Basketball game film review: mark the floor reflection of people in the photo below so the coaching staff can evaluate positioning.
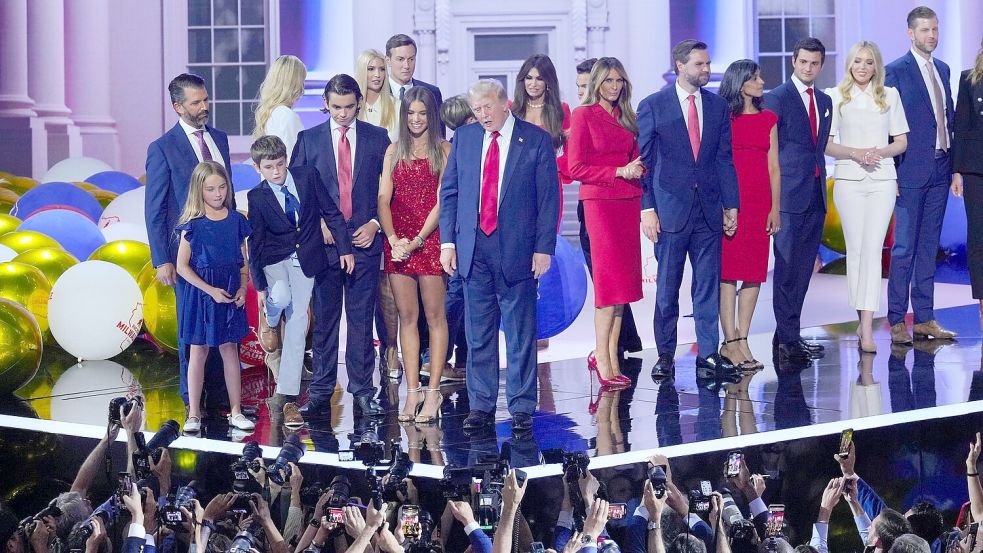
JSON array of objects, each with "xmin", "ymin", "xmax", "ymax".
[
  {"xmin": 722, "ymin": 373, "xmax": 759, "ymax": 438},
  {"xmin": 592, "ymin": 388, "xmax": 625, "ymax": 456},
  {"xmin": 696, "ymin": 384, "xmax": 722, "ymax": 441},
  {"xmin": 849, "ymin": 352, "xmax": 882, "ymax": 417},
  {"xmin": 774, "ymin": 360, "xmax": 812, "ymax": 429},
  {"xmin": 655, "ymin": 382, "xmax": 682, "ymax": 447},
  {"xmin": 403, "ymin": 424, "xmax": 445, "ymax": 466},
  {"xmin": 888, "ymin": 340, "xmax": 941, "ymax": 412}
]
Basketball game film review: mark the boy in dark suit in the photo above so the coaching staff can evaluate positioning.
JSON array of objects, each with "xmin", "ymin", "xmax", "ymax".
[{"xmin": 247, "ymin": 135, "xmax": 353, "ymax": 426}]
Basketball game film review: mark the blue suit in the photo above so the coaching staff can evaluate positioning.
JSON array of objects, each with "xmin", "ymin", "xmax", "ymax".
[
  {"xmin": 291, "ymin": 119, "xmax": 390, "ymax": 400},
  {"xmin": 638, "ymin": 86, "xmax": 739, "ymax": 359},
  {"xmin": 438, "ymin": 117, "xmax": 559, "ymax": 415},
  {"xmin": 886, "ymin": 51, "xmax": 954, "ymax": 327},
  {"xmin": 145, "ymin": 122, "xmax": 232, "ymax": 404},
  {"xmin": 761, "ymin": 80, "xmax": 833, "ymax": 344}
]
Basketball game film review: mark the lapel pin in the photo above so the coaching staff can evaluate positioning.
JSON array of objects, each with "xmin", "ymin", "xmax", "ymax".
[{"xmin": 518, "ymin": 136, "xmax": 524, "ymax": 143}]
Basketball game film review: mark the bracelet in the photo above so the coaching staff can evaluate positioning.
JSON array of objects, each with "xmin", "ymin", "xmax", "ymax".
[
  {"xmin": 414, "ymin": 235, "xmax": 425, "ymax": 247},
  {"xmin": 969, "ymin": 472, "xmax": 979, "ymax": 477}
]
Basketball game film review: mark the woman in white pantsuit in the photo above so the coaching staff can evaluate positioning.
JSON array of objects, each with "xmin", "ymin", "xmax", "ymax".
[{"xmin": 825, "ymin": 41, "xmax": 909, "ymax": 354}]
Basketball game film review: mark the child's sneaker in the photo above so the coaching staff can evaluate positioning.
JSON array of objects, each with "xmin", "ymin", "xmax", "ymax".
[{"xmin": 228, "ymin": 413, "xmax": 256, "ymax": 431}]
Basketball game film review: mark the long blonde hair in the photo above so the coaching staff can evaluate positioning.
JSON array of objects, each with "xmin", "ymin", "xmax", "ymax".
[
  {"xmin": 355, "ymin": 49, "xmax": 396, "ymax": 130},
  {"xmin": 178, "ymin": 161, "xmax": 233, "ymax": 225},
  {"xmin": 252, "ymin": 55, "xmax": 307, "ymax": 138},
  {"xmin": 970, "ymin": 37, "xmax": 983, "ymax": 85},
  {"xmin": 837, "ymin": 41, "xmax": 888, "ymax": 114},
  {"xmin": 581, "ymin": 57, "xmax": 638, "ymax": 135}
]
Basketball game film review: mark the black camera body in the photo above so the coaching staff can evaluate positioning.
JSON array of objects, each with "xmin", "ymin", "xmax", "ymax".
[
  {"xmin": 231, "ymin": 441, "xmax": 264, "ymax": 494},
  {"xmin": 108, "ymin": 396, "xmax": 142, "ymax": 425},
  {"xmin": 267, "ymin": 434, "xmax": 305, "ymax": 486},
  {"xmin": 229, "ymin": 521, "xmax": 265, "ymax": 553},
  {"xmin": 688, "ymin": 489, "xmax": 712, "ymax": 515},
  {"xmin": 440, "ymin": 466, "xmax": 473, "ymax": 500},
  {"xmin": 562, "ymin": 451, "xmax": 590, "ymax": 482},
  {"xmin": 132, "ymin": 420, "xmax": 179, "ymax": 481},
  {"xmin": 158, "ymin": 483, "xmax": 197, "ymax": 532},
  {"xmin": 647, "ymin": 465, "xmax": 668, "ymax": 499}
]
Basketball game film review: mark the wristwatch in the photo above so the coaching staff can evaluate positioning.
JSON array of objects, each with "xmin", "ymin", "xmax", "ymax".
[
  {"xmin": 647, "ymin": 521, "xmax": 661, "ymax": 531},
  {"xmin": 581, "ymin": 534, "xmax": 593, "ymax": 545}
]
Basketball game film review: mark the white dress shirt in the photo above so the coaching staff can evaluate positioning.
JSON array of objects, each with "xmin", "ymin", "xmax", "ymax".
[
  {"xmin": 179, "ymin": 118, "xmax": 224, "ymax": 167},
  {"xmin": 389, "ymin": 78, "xmax": 414, "ymax": 102},
  {"xmin": 675, "ymin": 81, "xmax": 704, "ymax": 137},
  {"xmin": 911, "ymin": 47, "xmax": 950, "ymax": 149},
  {"xmin": 265, "ymin": 105, "xmax": 304, "ymax": 163},
  {"xmin": 329, "ymin": 118, "xmax": 357, "ymax": 175},
  {"xmin": 826, "ymin": 84, "xmax": 909, "ymax": 180},
  {"xmin": 791, "ymin": 74, "xmax": 820, "ymax": 139}
]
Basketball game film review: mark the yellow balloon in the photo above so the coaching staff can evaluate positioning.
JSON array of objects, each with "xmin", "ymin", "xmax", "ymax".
[
  {"xmin": 1, "ymin": 176, "xmax": 38, "ymax": 195},
  {"xmin": 0, "ymin": 189, "xmax": 18, "ymax": 215},
  {"xmin": 0, "ymin": 262, "xmax": 51, "ymax": 334},
  {"xmin": 87, "ymin": 240, "xmax": 151, "ymax": 282},
  {"xmin": 0, "ymin": 298, "xmax": 42, "ymax": 395},
  {"xmin": 12, "ymin": 247, "xmax": 79, "ymax": 286},
  {"xmin": 0, "ymin": 214, "xmax": 20, "ymax": 236},
  {"xmin": 138, "ymin": 174, "xmax": 147, "ymax": 185},
  {"xmin": 72, "ymin": 181, "xmax": 100, "ymax": 191},
  {"xmin": 90, "ymin": 189, "xmax": 118, "ymax": 209},
  {"xmin": 138, "ymin": 262, "xmax": 178, "ymax": 354},
  {"xmin": 0, "ymin": 231, "xmax": 62, "ymax": 254},
  {"xmin": 821, "ymin": 178, "xmax": 846, "ymax": 254}
]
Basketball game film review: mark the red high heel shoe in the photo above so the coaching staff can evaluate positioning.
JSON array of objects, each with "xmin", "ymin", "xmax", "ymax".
[{"xmin": 588, "ymin": 352, "xmax": 631, "ymax": 388}]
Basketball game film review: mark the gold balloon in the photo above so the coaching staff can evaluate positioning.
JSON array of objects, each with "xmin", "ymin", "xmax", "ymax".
[
  {"xmin": 0, "ymin": 214, "xmax": 20, "ymax": 236},
  {"xmin": 0, "ymin": 299, "xmax": 42, "ymax": 395},
  {"xmin": 72, "ymin": 181, "xmax": 99, "ymax": 191},
  {"xmin": 821, "ymin": 178, "xmax": 846, "ymax": 254},
  {"xmin": 138, "ymin": 262, "xmax": 178, "ymax": 354},
  {"xmin": 12, "ymin": 247, "xmax": 79, "ymax": 286},
  {"xmin": 90, "ymin": 189, "xmax": 118, "ymax": 209},
  {"xmin": 0, "ymin": 231, "xmax": 61, "ymax": 254},
  {"xmin": 138, "ymin": 174, "xmax": 147, "ymax": 185},
  {"xmin": 87, "ymin": 240, "xmax": 151, "ymax": 282},
  {"xmin": 1, "ymin": 176, "xmax": 38, "ymax": 195},
  {"xmin": 0, "ymin": 189, "xmax": 18, "ymax": 215},
  {"xmin": 0, "ymin": 262, "xmax": 51, "ymax": 334}
]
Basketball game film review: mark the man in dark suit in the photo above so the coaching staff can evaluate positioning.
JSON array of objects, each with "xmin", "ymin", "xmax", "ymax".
[
  {"xmin": 246, "ymin": 135, "xmax": 353, "ymax": 425},
  {"xmin": 762, "ymin": 38, "xmax": 833, "ymax": 361},
  {"xmin": 291, "ymin": 74, "xmax": 390, "ymax": 418},
  {"xmin": 438, "ymin": 79, "xmax": 559, "ymax": 436},
  {"xmin": 386, "ymin": 34, "xmax": 444, "ymax": 135},
  {"xmin": 639, "ymin": 39, "xmax": 740, "ymax": 382},
  {"xmin": 886, "ymin": 5, "xmax": 958, "ymax": 344},
  {"xmin": 145, "ymin": 73, "xmax": 232, "ymax": 408}
]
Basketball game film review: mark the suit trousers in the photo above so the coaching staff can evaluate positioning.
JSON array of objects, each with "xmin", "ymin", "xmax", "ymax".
[
  {"xmin": 887, "ymin": 155, "xmax": 951, "ymax": 325},
  {"xmin": 654, "ymin": 202, "xmax": 721, "ymax": 359},
  {"xmin": 463, "ymin": 231, "xmax": 538, "ymax": 415},
  {"xmin": 772, "ymin": 184, "xmax": 825, "ymax": 343},
  {"xmin": 262, "ymin": 258, "xmax": 315, "ymax": 396},
  {"xmin": 833, "ymin": 176, "xmax": 897, "ymax": 311},
  {"xmin": 175, "ymin": 277, "xmax": 228, "ymax": 406},
  {"xmin": 310, "ymin": 246, "xmax": 380, "ymax": 401},
  {"xmin": 965, "ymin": 174, "xmax": 983, "ymax": 298}
]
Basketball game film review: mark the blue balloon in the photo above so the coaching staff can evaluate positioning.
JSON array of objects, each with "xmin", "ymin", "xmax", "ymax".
[
  {"xmin": 86, "ymin": 171, "xmax": 142, "ymax": 194},
  {"xmin": 535, "ymin": 236, "xmax": 588, "ymax": 339},
  {"xmin": 19, "ymin": 209, "xmax": 106, "ymax": 260},
  {"xmin": 939, "ymin": 191, "xmax": 967, "ymax": 256},
  {"xmin": 230, "ymin": 163, "xmax": 261, "ymax": 192},
  {"xmin": 11, "ymin": 181, "xmax": 103, "ymax": 223}
]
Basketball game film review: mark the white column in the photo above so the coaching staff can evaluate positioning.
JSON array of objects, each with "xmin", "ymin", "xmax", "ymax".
[
  {"xmin": 586, "ymin": 0, "xmax": 609, "ymax": 59},
  {"xmin": 627, "ymin": 0, "xmax": 670, "ymax": 95},
  {"xmin": 0, "ymin": 0, "xmax": 46, "ymax": 178},
  {"xmin": 414, "ymin": 0, "xmax": 437, "ymax": 83},
  {"xmin": 28, "ymin": 0, "xmax": 81, "ymax": 169},
  {"xmin": 713, "ymin": 1, "xmax": 753, "ymax": 68},
  {"xmin": 65, "ymin": 0, "xmax": 119, "ymax": 168}
]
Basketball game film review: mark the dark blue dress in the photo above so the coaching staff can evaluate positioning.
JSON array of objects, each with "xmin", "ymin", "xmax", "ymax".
[{"xmin": 177, "ymin": 211, "xmax": 251, "ymax": 346}]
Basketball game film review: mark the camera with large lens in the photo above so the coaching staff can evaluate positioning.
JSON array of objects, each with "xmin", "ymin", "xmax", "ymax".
[
  {"xmin": 401, "ymin": 508, "xmax": 439, "ymax": 553},
  {"xmin": 267, "ymin": 434, "xmax": 305, "ymax": 486},
  {"xmin": 132, "ymin": 420, "xmax": 180, "ymax": 481},
  {"xmin": 440, "ymin": 466, "xmax": 472, "ymax": 500},
  {"xmin": 381, "ymin": 451, "xmax": 413, "ymax": 502},
  {"xmin": 647, "ymin": 465, "xmax": 668, "ymax": 499},
  {"xmin": 231, "ymin": 441, "xmax": 264, "ymax": 494},
  {"xmin": 471, "ymin": 446, "xmax": 511, "ymax": 534},
  {"xmin": 728, "ymin": 518, "xmax": 757, "ymax": 546},
  {"xmin": 561, "ymin": 450, "xmax": 591, "ymax": 532},
  {"xmin": 688, "ymin": 489, "xmax": 712, "ymax": 516},
  {"xmin": 158, "ymin": 482, "xmax": 197, "ymax": 532},
  {"xmin": 345, "ymin": 430, "xmax": 386, "ymax": 466},
  {"xmin": 228, "ymin": 520, "xmax": 265, "ymax": 553},
  {"xmin": 66, "ymin": 497, "xmax": 118, "ymax": 553},
  {"xmin": 108, "ymin": 396, "xmax": 142, "ymax": 425}
]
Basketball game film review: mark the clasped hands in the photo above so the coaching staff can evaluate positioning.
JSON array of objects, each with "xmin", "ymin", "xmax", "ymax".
[
  {"xmin": 388, "ymin": 235, "xmax": 420, "ymax": 262},
  {"xmin": 853, "ymin": 147, "xmax": 884, "ymax": 169}
]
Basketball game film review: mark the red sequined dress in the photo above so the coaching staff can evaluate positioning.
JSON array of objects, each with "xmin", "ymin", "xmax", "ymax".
[{"xmin": 383, "ymin": 158, "xmax": 442, "ymax": 275}]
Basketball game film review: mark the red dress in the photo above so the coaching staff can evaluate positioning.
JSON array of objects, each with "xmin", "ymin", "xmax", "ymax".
[
  {"xmin": 383, "ymin": 158, "xmax": 442, "ymax": 275},
  {"xmin": 721, "ymin": 109, "xmax": 778, "ymax": 283}
]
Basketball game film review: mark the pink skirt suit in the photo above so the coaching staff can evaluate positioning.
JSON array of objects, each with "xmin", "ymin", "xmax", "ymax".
[{"xmin": 567, "ymin": 103, "xmax": 643, "ymax": 308}]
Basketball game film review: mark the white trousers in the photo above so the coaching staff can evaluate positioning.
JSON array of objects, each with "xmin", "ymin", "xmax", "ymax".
[
  {"xmin": 833, "ymin": 176, "xmax": 897, "ymax": 312},
  {"xmin": 263, "ymin": 258, "xmax": 314, "ymax": 396}
]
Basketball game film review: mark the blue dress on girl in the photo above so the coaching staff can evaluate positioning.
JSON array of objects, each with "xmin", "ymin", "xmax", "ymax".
[{"xmin": 177, "ymin": 210, "xmax": 251, "ymax": 346}]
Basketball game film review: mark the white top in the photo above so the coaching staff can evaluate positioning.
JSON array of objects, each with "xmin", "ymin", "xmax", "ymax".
[
  {"xmin": 826, "ymin": 84, "xmax": 909, "ymax": 181},
  {"xmin": 480, "ymin": 113, "xmax": 515, "ymax": 214},
  {"xmin": 791, "ymin": 74, "xmax": 820, "ymax": 139},
  {"xmin": 362, "ymin": 95, "xmax": 399, "ymax": 143},
  {"xmin": 674, "ymin": 81, "xmax": 704, "ymax": 136},
  {"xmin": 179, "ymin": 119, "xmax": 224, "ymax": 167},
  {"xmin": 264, "ymin": 105, "xmax": 304, "ymax": 163},
  {"xmin": 329, "ymin": 118, "xmax": 357, "ymax": 175},
  {"xmin": 910, "ymin": 47, "xmax": 950, "ymax": 149}
]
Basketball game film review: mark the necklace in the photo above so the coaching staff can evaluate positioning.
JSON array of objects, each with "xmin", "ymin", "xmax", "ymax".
[{"xmin": 527, "ymin": 101, "xmax": 544, "ymax": 108}]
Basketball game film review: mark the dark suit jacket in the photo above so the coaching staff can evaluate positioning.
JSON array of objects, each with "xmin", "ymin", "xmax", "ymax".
[
  {"xmin": 438, "ymin": 118, "xmax": 559, "ymax": 284},
  {"xmin": 638, "ymin": 86, "xmax": 740, "ymax": 232},
  {"xmin": 886, "ymin": 51, "xmax": 954, "ymax": 187},
  {"xmin": 412, "ymin": 78, "xmax": 444, "ymax": 135},
  {"xmin": 247, "ymin": 165, "xmax": 352, "ymax": 291},
  {"xmin": 761, "ymin": 80, "xmax": 833, "ymax": 213},
  {"xmin": 954, "ymin": 69, "xmax": 983, "ymax": 175},
  {"xmin": 145, "ymin": 122, "xmax": 232, "ymax": 267},
  {"xmin": 290, "ymin": 119, "xmax": 391, "ymax": 256}
]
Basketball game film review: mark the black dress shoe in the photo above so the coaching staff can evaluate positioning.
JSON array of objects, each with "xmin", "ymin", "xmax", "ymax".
[
  {"xmin": 354, "ymin": 396, "xmax": 385, "ymax": 417},
  {"xmin": 695, "ymin": 353, "xmax": 738, "ymax": 380},
  {"xmin": 651, "ymin": 354, "xmax": 676, "ymax": 381},
  {"xmin": 298, "ymin": 397, "xmax": 331, "ymax": 418},
  {"xmin": 511, "ymin": 412, "xmax": 533, "ymax": 436},
  {"xmin": 797, "ymin": 339, "xmax": 825, "ymax": 354},
  {"xmin": 776, "ymin": 341, "xmax": 810, "ymax": 360},
  {"xmin": 463, "ymin": 410, "xmax": 494, "ymax": 434}
]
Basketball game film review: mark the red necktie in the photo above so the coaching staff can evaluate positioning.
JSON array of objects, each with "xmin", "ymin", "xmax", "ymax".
[
  {"xmin": 337, "ymin": 126, "xmax": 353, "ymax": 220},
  {"xmin": 193, "ymin": 129, "xmax": 213, "ymax": 162},
  {"xmin": 687, "ymin": 95, "xmax": 700, "ymax": 161},
  {"xmin": 806, "ymin": 88, "xmax": 819, "ymax": 176},
  {"xmin": 479, "ymin": 131, "xmax": 501, "ymax": 235}
]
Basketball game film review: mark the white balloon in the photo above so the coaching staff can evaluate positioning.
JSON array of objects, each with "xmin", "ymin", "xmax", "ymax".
[
  {"xmin": 49, "ymin": 360, "xmax": 140, "ymax": 426},
  {"xmin": 234, "ymin": 190, "xmax": 249, "ymax": 215},
  {"xmin": 0, "ymin": 244, "xmax": 15, "ymax": 262},
  {"xmin": 98, "ymin": 187, "xmax": 146, "ymax": 228},
  {"xmin": 42, "ymin": 157, "xmax": 114, "ymax": 184},
  {"xmin": 100, "ymin": 222, "xmax": 149, "ymax": 244},
  {"xmin": 48, "ymin": 260, "xmax": 144, "ymax": 360}
]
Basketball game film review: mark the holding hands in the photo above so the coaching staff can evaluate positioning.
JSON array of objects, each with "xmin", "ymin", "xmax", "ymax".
[{"xmin": 618, "ymin": 157, "xmax": 645, "ymax": 180}]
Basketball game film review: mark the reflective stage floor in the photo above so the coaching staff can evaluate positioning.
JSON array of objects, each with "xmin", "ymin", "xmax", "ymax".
[{"xmin": 4, "ymin": 296, "xmax": 983, "ymax": 479}]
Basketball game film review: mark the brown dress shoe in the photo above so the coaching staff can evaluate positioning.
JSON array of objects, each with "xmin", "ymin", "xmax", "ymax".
[
  {"xmin": 282, "ymin": 402, "xmax": 305, "ymax": 429},
  {"xmin": 912, "ymin": 320, "xmax": 957, "ymax": 340},
  {"xmin": 890, "ymin": 322, "xmax": 913, "ymax": 345}
]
